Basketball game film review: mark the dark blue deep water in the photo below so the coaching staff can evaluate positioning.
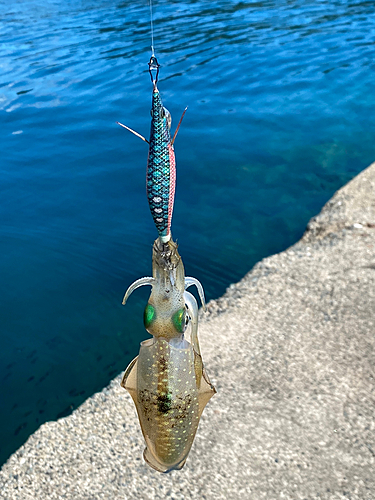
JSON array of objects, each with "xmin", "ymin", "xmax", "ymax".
[{"xmin": 1, "ymin": 0, "xmax": 375, "ymax": 465}]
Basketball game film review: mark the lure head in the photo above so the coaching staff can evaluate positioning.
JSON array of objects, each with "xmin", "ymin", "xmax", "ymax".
[
  {"xmin": 144, "ymin": 238, "xmax": 186, "ymax": 340},
  {"xmin": 150, "ymin": 85, "xmax": 173, "ymax": 143},
  {"xmin": 151, "ymin": 89, "xmax": 172, "ymax": 131},
  {"xmin": 151, "ymin": 84, "xmax": 172, "ymax": 130}
]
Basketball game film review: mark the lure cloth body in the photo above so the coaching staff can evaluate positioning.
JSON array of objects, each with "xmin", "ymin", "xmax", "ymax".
[
  {"xmin": 122, "ymin": 238, "xmax": 216, "ymax": 473},
  {"xmin": 147, "ymin": 85, "xmax": 176, "ymax": 243}
]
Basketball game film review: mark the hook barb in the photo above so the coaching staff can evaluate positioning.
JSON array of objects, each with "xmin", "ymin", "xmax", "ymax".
[
  {"xmin": 117, "ymin": 122, "xmax": 149, "ymax": 144},
  {"xmin": 171, "ymin": 107, "xmax": 188, "ymax": 145}
]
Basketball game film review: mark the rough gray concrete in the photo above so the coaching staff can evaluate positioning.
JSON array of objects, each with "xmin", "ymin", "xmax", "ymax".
[{"xmin": 1, "ymin": 163, "xmax": 375, "ymax": 500}]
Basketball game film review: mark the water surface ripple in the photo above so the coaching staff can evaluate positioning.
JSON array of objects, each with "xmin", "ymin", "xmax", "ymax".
[{"xmin": 1, "ymin": 0, "xmax": 375, "ymax": 464}]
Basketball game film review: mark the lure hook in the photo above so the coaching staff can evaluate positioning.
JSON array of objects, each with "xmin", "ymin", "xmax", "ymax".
[{"xmin": 148, "ymin": 55, "xmax": 160, "ymax": 85}]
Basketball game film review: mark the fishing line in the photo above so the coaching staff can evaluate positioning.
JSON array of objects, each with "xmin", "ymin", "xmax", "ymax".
[{"xmin": 149, "ymin": 0, "xmax": 155, "ymax": 57}]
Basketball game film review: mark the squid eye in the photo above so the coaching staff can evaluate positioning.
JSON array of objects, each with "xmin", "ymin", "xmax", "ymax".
[
  {"xmin": 144, "ymin": 304, "xmax": 156, "ymax": 329},
  {"xmin": 172, "ymin": 308, "xmax": 186, "ymax": 333}
]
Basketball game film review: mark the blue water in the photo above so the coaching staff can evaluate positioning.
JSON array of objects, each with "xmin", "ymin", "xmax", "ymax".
[{"xmin": 1, "ymin": 0, "xmax": 375, "ymax": 465}]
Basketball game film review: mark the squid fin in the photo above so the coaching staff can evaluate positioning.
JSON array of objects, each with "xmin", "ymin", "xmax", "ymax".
[
  {"xmin": 197, "ymin": 362, "xmax": 216, "ymax": 417},
  {"xmin": 120, "ymin": 355, "xmax": 138, "ymax": 401},
  {"xmin": 185, "ymin": 290, "xmax": 216, "ymax": 405}
]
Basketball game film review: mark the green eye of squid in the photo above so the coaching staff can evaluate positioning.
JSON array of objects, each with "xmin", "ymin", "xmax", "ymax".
[
  {"xmin": 144, "ymin": 304, "xmax": 156, "ymax": 328},
  {"xmin": 172, "ymin": 308, "xmax": 186, "ymax": 333}
]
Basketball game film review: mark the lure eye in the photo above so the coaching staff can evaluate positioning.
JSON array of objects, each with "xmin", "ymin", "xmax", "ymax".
[
  {"xmin": 150, "ymin": 109, "xmax": 153, "ymax": 117},
  {"xmin": 163, "ymin": 107, "xmax": 172, "ymax": 130}
]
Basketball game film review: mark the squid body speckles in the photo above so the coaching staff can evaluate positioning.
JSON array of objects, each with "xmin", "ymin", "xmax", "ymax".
[{"xmin": 121, "ymin": 238, "xmax": 216, "ymax": 473}]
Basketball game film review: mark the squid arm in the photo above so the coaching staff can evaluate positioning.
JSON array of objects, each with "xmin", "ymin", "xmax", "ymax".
[
  {"xmin": 122, "ymin": 277, "xmax": 155, "ymax": 305},
  {"xmin": 184, "ymin": 277, "xmax": 206, "ymax": 311},
  {"xmin": 183, "ymin": 291, "xmax": 200, "ymax": 357}
]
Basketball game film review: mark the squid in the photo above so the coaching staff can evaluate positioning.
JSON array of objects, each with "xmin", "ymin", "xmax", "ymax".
[{"xmin": 121, "ymin": 237, "xmax": 215, "ymax": 473}]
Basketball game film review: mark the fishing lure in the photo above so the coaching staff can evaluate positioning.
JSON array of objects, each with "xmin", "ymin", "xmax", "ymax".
[
  {"xmin": 121, "ymin": 237, "xmax": 216, "ymax": 473},
  {"xmin": 117, "ymin": 56, "xmax": 186, "ymax": 242}
]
